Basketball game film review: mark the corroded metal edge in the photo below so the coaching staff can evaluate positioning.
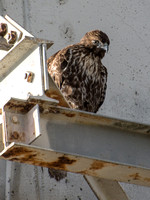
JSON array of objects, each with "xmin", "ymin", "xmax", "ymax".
[
  {"xmin": 45, "ymin": 75, "xmax": 70, "ymax": 108},
  {"xmin": 3, "ymin": 97, "xmax": 150, "ymax": 135},
  {"xmin": 1, "ymin": 142, "xmax": 150, "ymax": 187}
]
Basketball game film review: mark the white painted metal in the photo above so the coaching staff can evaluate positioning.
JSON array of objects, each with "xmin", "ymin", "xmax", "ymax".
[
  {"xmin": 0, "ymin": 15, "xmax": 32, "ymax": 62},
  {"xmin": 42, "ymin": 43, "xmax": 49, "ymax": 91},
  {"xmin": 85, "ymin": 176, "xmax": 129, "ymax": 200},
  {"xmin": 1, "ymin": 142, "xmax": 150, "ymax": 187},
  {"xmin": 2, "ymin": 98, "xmax": 150, "ymax": 187},
  {"xmin": 0, "ymin": 45, "xmax": 43, "ymax": 108},
  {"xmin": 0, "ymin": 18, "xmax": 53, "ymax": 111},
  {"xmin": 3, "ymin": 104, "xmax": 41, "ymax": 145}
]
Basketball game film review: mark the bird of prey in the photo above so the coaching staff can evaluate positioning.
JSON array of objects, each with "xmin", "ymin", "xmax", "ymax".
[{"xmin": 47, "ymin": 30, "xmax": 110, "ymax": 113}]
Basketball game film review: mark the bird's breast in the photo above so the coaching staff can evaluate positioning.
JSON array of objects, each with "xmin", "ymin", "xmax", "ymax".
[{"xmin": 81, "ymin": 53, "xmax": 101, "ymax": 80}]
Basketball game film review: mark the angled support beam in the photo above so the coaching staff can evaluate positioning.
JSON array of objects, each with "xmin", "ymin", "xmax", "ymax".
[{"xmin": 85, "ymin": 176, "xmax": 129, "ymax": 200}]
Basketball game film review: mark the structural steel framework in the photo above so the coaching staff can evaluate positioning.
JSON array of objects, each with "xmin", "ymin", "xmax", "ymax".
[{"xmin": 0, "ymin": 16, "xmax": 150, "ymax": 200}]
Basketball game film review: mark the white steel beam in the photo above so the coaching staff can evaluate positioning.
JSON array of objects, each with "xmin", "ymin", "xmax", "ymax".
[
  {"xmin": 1, "ymin": 97, "xmax": 150, "ymax": 186},
  {"xmin": 1, "ymin": 142, "xmax": 150, "ymax": 187},
  {"xmin": 85, "ymin": 176, "xmax": 129, "ymax": 200}
]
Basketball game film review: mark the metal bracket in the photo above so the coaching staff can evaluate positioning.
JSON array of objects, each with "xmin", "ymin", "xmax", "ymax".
[{"xmin": 3, "ymin": 104, "xmax": 40, "ymax": 145}]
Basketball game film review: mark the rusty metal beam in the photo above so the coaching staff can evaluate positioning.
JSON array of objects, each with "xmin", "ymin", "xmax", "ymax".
[
  {"xmin": 1, "ymin": 97, "xmax": 150, "ymax": 186},
  {"xmin": 3, "ymin": 97, "xmax": 150, "ymax": 135},
  {"xmin": 1, "ymin": 142, "xmax": 150, "ymax": 187}
]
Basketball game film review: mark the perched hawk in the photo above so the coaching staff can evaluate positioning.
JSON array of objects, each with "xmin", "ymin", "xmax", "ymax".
[{"xmin": 47, "ymin": 30, "xmax": 110, "ymax": 113}]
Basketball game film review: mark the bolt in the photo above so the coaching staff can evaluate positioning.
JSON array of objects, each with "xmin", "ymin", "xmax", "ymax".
[
  {"xmin": 12, "ymin": 116, "xmax": 18, "ymax": 124},
  {"xmin": 24, "ymin": 71, "xmax": 34, "ymax": 83},
  {"xmin": 0, "ymin": 23, "xmax": 7, "ymax": 36},
  {"xmin": 7, "ymin": 31, "xmax": 17, "ymax": 44}
]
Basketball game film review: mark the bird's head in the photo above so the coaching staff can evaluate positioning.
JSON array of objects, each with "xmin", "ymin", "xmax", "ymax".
[{"xmin": 80, "ymin": 30, "xmax": 110, "ymax": 58}]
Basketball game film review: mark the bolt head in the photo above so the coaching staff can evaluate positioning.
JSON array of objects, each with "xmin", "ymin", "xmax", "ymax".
[{"xmin": 12, "ymin": 116, "xmax": 18, "ymax": 124}]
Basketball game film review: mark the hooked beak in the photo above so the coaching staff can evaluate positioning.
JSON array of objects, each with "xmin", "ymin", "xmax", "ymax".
[{"xmin": 101, "ymin": 44, "xmax": 109, "ymax": 52}]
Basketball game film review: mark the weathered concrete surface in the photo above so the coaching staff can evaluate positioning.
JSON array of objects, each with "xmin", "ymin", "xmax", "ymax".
[{"xmin": 0, "ymin": 0, "xmax": 150, "ymax": 199}]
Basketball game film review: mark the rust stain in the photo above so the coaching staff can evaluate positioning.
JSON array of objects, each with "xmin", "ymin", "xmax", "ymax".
[
  {"xmin": 8, "ymin": 31, "xmax": 17, "ymax": 44},
  {"xmin": 10, "ymin": 131, "xmax": 21, "ymax": 139},
  {"xmin": 48, "ymin": 107, "xmax": 60, "ymax": 114},
  {"xmin": 9, "ymin": 157, "xmax": 20, "ymax": 162},
  {"xmin": 3, "ymin": 147, "xmax": 35, "ymax": 158},
  {"xmin": 77, "ymin": 160, "xmax": 118, "ymax": 176},
  {"xmin": 24, "ymin": 71, "xmax": 34, "ymax": 83},
  {"xmin": 144, "ymin": 177, "xmax": 150, "ymax": 182},
  {"xmin": 2, "ymin": 147, "xmax": 76, "ymax": 171},
  {"xmin": 47, "ymin": 156, "xmax": 76, "ymax": 170},
  {"xmin": 64, "ymin": 113, "xmax": 75, "ymax": 118},
  {"xmin": 39, "ymin": 106, "xmax": 44, "ymax": 113},
  {"xmin": 46, "ymin": 90, "xmax": 69, "ymax": 108},
  {"xmin": 114, "ymin": 121, "xmax": 150, "ymax": 134},
  {"xmin": 8, "ymin": 131, "xmax": 25, "ymax": 142},
  {"xmin": 0, "ymin": 23, "xmax": 7, "ymax": 36},
  {"xmin": 77, "ymin": 169, "xmax": 101, "ymax": 177},
  {"xmin": 129, "ymin": 173, "xmax": 140, "ymax": 180},
  {"xmin": 78, "ymin": 170, "xmax": 89, "ymax": 175},
  {"xmin": 6, "ymin": 102, "xmax": 34, "ymax": 113},
  {"xmin": 21, "ymin": 154, "xmax": 37, "ymax": 162},
  {"xmin": 89, "ymin": 160, "xmax": 118, "ymax": 171},
  {"xmin": 46, "ymin": 90, "xmax": 59, "ymax": 99},
  {"xmin": 90, "ymin": 161, "xmax": 105, "ymax": 170},
  {"xmin": 4, "ymin": 147, "xmax": 37, "ymax": 163},
  {"xmin": 77, "ymin": 112, "xmax": 114, "ymax": 126}
]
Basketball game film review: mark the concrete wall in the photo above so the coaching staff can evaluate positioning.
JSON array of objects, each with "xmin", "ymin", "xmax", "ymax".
[{"xmin": 0, "ymin": 0, "xmax": 150, "ymax": 199}]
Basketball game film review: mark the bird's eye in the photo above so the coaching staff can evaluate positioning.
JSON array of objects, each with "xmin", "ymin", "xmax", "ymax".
[{"xmin": 93, "ymin": 40, "xmax": 100, "ymax": 45}]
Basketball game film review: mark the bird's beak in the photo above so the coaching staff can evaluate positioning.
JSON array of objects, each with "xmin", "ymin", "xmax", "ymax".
[{"xmin": 101, "ymin": 44, "xmax": 109, "ymax": 52}]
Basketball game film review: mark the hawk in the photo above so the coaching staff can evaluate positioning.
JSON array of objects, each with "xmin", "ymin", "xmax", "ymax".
[{"xmin": 47, "ymin": 30, "xmax": 110, "ymax": 113}]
